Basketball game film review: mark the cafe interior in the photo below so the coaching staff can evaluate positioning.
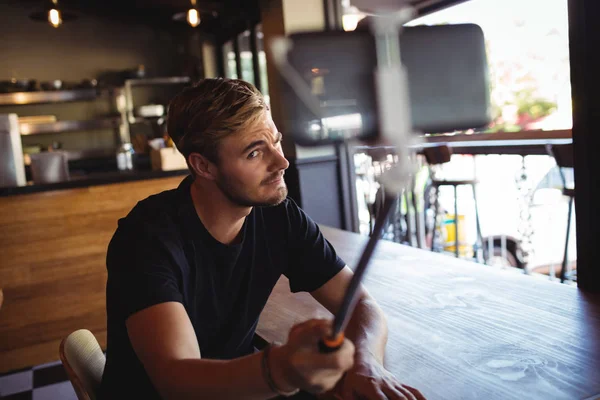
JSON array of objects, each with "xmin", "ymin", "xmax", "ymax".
[{"xmin": 0, "ymin": 0, "xmax": 599, "ymax": 399}]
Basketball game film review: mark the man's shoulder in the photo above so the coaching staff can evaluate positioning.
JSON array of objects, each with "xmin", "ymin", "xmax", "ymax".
[
  {"xmin": 115, "ymin": 183, "xmax": 186, "ymax": 240},
  {"xmin": 130, "ymin": 188, "xmax": 179, "ymax": 221}
]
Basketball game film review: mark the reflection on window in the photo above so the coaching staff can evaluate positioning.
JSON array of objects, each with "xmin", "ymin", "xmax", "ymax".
[
  {"xmin": 256, "ymin": 24, "xmax": 270, "ymax": 105},
  {"xmin": 406, "ymin": 0, "xmax": 571, "ymax": 132},
  {"xmin": 238, "ymin": 30, "xmax": 255, "ymax": 86},
  {"xmin": 223, "ymin": 40, "xmax": 238, "ymax": 79}
]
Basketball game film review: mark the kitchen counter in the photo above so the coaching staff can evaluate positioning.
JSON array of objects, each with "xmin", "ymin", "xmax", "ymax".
[
  {"xmin": 0, "ymin": 173, "xmax": 186, "ymax": 372},
  {"xmin": 0, "ymin": 168, "xmax": 189, "ymax": 197}
]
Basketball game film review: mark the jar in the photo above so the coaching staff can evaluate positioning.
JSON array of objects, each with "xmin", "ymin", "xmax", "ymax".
[{"xmin": 116, "ymin": 143, "xmax": 134, "ymax": 171}]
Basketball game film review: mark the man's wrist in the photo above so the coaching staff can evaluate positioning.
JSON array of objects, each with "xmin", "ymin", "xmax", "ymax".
[
  {"xmin": 354, "ymin": 348, "xmax": 384, "ymax": 366},
  {"xmin": 267, "ymin": 344, "xmax": 299, "ymax": 394}
]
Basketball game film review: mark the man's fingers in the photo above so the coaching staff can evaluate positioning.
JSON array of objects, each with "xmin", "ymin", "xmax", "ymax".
[
  {"xmin": 289, "ymin": 319, "xmax": 331, "ymax": 347},
  {"xmin": 365, "ymin": 385, "xmax": 391, "ymax": 400},
  {"xmin": 292, "ymin": 337, "xmax": 354, "ymax": 371},
  {"xmin": 400, "ymin": 384, "xmax": 426, "ymax": 400},
  {"xmin": 380, "ymin": 382, "xmax": 411, "ymax": 400}
]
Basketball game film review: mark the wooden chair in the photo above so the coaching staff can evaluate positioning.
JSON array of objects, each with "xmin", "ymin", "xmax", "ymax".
[
  {"xmin": 423, "ymin": 145, "xmax": 486, "ymax": 260},
  {"xmin": 547, "ymin": 143, "xmax": 575, "ymax": 283},
  {"xmin": 59, "ymin": 329, "xmax": 106, "ymax": 400}
]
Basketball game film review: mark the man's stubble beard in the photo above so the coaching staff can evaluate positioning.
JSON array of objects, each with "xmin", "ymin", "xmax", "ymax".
[{"xmin": 215, "ymin": 175, "xmax": 288, "ymax": 207}]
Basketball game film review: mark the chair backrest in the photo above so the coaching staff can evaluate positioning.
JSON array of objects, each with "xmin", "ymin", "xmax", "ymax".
[
  {"xmin": 59, "ymin": 329, "xmax": 106, "ymax": 400},
  {"xmin": 549, "ymin": 144, "xmax": 574, "ymax": 168},
  {"xmin": 423, "ymin": 145, "xmax": 452, "ymax": 165},
  {"xmin": 547, "ymin": 144, "xmax": 574, "ymax": 188}
]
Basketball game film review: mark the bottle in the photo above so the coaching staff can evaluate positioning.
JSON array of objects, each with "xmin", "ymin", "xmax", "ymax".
[{"xmin": 116, "ymin": 143, "xmax": 134, "ymax": 171}]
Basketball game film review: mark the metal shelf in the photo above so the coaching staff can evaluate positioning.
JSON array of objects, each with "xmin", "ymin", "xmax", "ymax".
[
  {"xmin": 0, "ymin": 89, "xmax": 99, "ymax": 106},
  {"xmin": 125, "ymin": 76, "xmax": 191, "ymax": 87},
  {"xmin": 20, "ymin": 117, "xmax": 121, "ymax": 135}
]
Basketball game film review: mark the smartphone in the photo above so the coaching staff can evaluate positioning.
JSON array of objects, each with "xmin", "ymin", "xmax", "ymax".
[{"xmin": 279, "ymin": 24, "xmax": 491, "ymax": 146}]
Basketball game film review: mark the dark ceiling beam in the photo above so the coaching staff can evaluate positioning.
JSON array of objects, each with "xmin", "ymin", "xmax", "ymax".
[{"xmin": 214, "ymin": 0, "xmax": 261, "ymax": 44}]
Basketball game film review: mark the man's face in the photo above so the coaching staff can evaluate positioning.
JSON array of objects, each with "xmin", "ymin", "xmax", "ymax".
[{"xmin": 213, "ymin": 112, "xmax": 290, "ymax": 207}]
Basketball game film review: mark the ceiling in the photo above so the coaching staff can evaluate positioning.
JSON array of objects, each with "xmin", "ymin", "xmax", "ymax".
[
  {"xmin": 6, "ymin": 0, "xmax": 463, "ymax": 38},
  {"xmin": 8, "ymin": 0, "xmax": 261, "ymax": 35}
]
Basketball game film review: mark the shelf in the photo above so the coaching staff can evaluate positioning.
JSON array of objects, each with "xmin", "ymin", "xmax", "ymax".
[
  {"xmin": 0, "ymin": 78, "xmax": 191, "ymax": 106},
  {"xmin": 125, "ymin": 77, "xmax": 191, "ymax": 87},
  {"xmin": 0, "ymin": 89, "xmax": 99, "ymax": 106},
  {"xmin": 20, "ymin": 117, "xmax": 121, "ymax": 135}
]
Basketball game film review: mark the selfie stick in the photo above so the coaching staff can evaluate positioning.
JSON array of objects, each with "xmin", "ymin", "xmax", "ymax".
[
  {"xmin": 318, "ymin": 192, "xmax": 397, "ymax": 352},
  {"xmin": 319, "ymin": 8, "xmax": 420, "ymax": 353},
  {"xmin": 272, "ymin": 7, "xmax": 419, "ymax": 353}
]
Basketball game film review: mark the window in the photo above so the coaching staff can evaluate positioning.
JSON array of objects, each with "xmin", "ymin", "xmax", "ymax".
[
  {"xmin": 237, "ymin": 30, "xmax": 255, "ymax": 85},
  {"xmin": 406, "ymin": 0, "xmax": 571, "ymax": 132},
  {"xmin": 223, "ymin": 40, "xmax": 238, "ymax": 79},
  {"xmin": 256, "ymin": 24, "xmax": 270, "ymax": 105}
]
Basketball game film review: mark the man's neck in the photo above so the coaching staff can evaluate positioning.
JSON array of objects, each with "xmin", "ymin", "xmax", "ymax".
[{"xmin": 189, "ymin": 178, "xmax": 252, "ymax": 245}]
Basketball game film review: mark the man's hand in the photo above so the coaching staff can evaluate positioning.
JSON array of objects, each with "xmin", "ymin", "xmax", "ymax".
[
  {"xmin": 270, "ymin": 319, "xmax": 356, "ymax": 394},
  {"xmin": 323, "ymin": 354, "xmax": 426, "ymax": 400}
]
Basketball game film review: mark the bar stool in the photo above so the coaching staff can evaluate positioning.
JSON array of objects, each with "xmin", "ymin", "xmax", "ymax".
[
  {"xmin": 423, "ymin": 145, "xmax": 486, "ymax": 260},
  {"xmin": 547, "ymin": 144, "xmax": 575, "ymax": 283}
]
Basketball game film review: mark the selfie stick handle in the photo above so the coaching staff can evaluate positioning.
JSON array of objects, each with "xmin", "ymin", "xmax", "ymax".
[{"xmin": 319, "ymin": 193, "xmax": 397, "ymax": 353}]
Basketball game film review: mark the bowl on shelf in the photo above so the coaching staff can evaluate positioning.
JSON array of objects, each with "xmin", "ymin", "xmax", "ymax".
[{"xmin": 29, "ymin": 151, "xmax": 70, "ymax": 184}]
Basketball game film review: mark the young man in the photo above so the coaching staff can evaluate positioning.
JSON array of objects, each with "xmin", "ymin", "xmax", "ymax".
[{"xmin": 99, "ymin": 78, "xmax": 424, "ymax": 400}]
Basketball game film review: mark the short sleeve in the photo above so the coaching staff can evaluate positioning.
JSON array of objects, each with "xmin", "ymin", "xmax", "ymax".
[
  {"xmin": 106, "ymin": 218, "xmax": 184, "ymax": 321},
  {"xmin": 283, "ymin": 199, "xmax": 346, "ymax": 293}
]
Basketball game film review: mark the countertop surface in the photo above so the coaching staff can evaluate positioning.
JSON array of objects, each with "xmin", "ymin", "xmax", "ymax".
[{"xmin": 0, "ymin": 168, "xmax": 189, "ymax": 197}]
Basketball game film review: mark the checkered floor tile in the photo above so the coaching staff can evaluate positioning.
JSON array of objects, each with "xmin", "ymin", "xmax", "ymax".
[{"xmin": 0, "ymin": 360, "xmax": 76, "ymax": 400}]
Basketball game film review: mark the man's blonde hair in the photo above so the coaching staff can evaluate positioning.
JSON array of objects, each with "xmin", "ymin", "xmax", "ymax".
[{"xmin": 167, "ymin": 78, "xmax": 268, "ymax": 165}]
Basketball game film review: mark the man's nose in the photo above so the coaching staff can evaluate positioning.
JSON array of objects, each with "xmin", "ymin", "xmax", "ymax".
[{"xmin": 271, "ymin": 148, "xmax": 290, "ymax": 171}]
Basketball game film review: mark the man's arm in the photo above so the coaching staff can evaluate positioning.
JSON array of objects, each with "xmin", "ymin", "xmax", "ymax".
[
  {"xmin": 311, "ymin": 266, "xmax": 425, "ymax": 400},
  {"xmin": 126, "ymin": 301, "xmax": 355, "ymax": 400}
]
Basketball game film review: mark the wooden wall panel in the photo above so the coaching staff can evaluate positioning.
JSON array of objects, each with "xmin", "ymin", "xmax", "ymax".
[{"xmin": 0, "ymin": 175, "xmax": 186, "ymax": 373}]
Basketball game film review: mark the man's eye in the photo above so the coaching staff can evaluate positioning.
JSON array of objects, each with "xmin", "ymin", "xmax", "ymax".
[{"xmin": 248, "ymin": 150, "xmax": 259, "ymax": 159}]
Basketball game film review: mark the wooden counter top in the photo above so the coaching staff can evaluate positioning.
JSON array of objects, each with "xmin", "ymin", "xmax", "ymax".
[{"xmin": 0, "ymin": 168, "xmax": 189, "ymax": 197}]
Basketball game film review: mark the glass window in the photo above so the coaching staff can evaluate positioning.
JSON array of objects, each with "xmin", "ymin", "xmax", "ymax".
[
  {"xmin": 256, "ymin": 24, "xmax": 270, "ymax": 105},
  {"xmin": 406, "ymin": 0, "xmax": 571, "ymax": 133},
  {"xmin": 223, "ymin": 40, "xmax": 238, "ymax": 79},
  {"xmin": 237, "ymin": 30, "xmax": 255, "ymax": 85}
]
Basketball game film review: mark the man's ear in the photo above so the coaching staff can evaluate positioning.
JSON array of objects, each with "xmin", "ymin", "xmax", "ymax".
[{"xmin": 188, "ymin": 152, "xmax": 218, "ymax": 181}]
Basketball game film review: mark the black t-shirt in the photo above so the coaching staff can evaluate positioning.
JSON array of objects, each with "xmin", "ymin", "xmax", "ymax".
[{"xmin": 99, "ymin": 176, "xmax": 346, "ymax": 399}]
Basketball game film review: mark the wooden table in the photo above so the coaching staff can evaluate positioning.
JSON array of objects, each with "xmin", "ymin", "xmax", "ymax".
[{"xmin": 256, "ymin": 226, "xmax": 600, "ymax": 400}]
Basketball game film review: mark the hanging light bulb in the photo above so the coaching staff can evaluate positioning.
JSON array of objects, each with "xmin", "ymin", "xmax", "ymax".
[
  {"xmin": 187, "ymin": 0, "xmax": 201, "ymax": 27},
  {"xmin": 48, "ymin": 2, "xmax": 62, "ymax": 28},
  {"xmin": 29, "ymin": 0, "xmax": 75, "ymax": 27}
]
